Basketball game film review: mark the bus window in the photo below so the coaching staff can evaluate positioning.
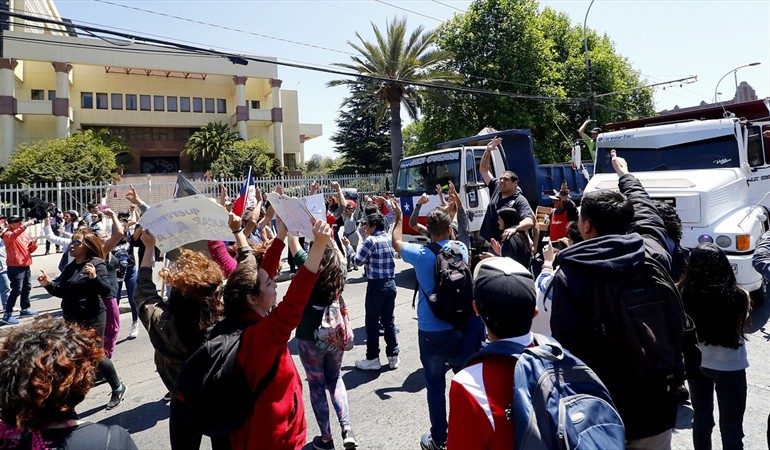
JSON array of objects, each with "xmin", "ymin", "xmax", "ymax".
[{"xmin": 748, "ymin": 125, "xmax": 764, "ymax": 167}]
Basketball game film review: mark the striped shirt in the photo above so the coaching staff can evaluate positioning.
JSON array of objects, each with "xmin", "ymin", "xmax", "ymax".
[{"xmin": 353, "ymin": 231, "xmax": 395, "ymax": 280}]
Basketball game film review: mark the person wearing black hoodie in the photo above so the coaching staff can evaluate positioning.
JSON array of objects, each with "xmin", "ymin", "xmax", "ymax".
[{"xmin": 549, "ymin": 150, "xmax": 679, "ymax": 449}]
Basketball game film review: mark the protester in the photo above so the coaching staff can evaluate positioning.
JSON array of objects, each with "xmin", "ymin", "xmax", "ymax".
[
  {"xmin": 135, "ymin": 230, "xmax": 229, "ymax": 450},
  {"xmin": 1, "ymin": 215, "xmax": 38, "ymax": 325},
  {"xmin": 288, "ymin": 232, "xmax": 358, "ymax": 449},
  {"xmin": 37, "ymin": 231, "xmax": 127, "ymax": 410},
  {"xmin": 92, "ymin": 208, "xmax": 126, "ymax": 359},
  {"xmin": 547, "ymin": 187, "xmax": 578, "ymax": 250},
  {"xmin": 350, "ymin": 212, "xmax": 399, "ymax": 372},
  {"xmin": 46, "ymin": 204, "xmax": 63, "ymax": 254},
  {"xmin": 447, "ymin": 257, "xmax": 538, "ymax": 449},
  {"xmin": 392, "ymin": 201, "xmax": 484, "ymax": 450},
  {"xmin": 578, "ymin": 118, "xmax": 602, "ymax": 160},
  {"xmin": 681, "ymin": 243, "xmax": 749, "ymax": 450},
  {"xmin": 341, "ymin": 199, "xmax": 360, "ymax": 270},
  {"xmin": 478, "ymin": 136, "xmax": 533, "ymax": 245},
  {"xmin": 482, "ymin": 206, "xmax": 531, "ymax": 269},
  {"xmin": 0, "ymin": 317, "xmax": 137, "ymax": 449},
  {"xmin": 549, "ymin": 150, "xmax": 681, "ymax": 448},
  {"xmin": 0, "ymin": 217, "xmax": 10, "ymax": 314},
  {"xmin": 223, "ymin": 215, "xmax": 331, "ymax": 449}
]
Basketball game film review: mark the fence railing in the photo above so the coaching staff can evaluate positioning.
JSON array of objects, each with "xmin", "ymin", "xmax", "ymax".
[{"xmin": 0, "ymin": 173, "xmax": 391, "ymax": 239}]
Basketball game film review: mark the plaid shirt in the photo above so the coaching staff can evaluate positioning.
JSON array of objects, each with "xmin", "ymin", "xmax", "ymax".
[{"xmin": 353, "ymin": 230, "xmax": 395, "ymax": 280}]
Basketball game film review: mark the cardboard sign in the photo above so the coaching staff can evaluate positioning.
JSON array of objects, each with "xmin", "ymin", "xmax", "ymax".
[
  {"xmin": 139, "ymin": 195, "xmax": 233, "ymax": 253},
  {"xmin": 267, "ymin": 193, "xmax": 317, "ymax": 238}
]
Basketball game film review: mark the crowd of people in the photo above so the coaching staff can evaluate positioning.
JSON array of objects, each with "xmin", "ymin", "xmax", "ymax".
[{"xmin": 0, "ymin": 143, "xmax": 763, "ymax": 450}]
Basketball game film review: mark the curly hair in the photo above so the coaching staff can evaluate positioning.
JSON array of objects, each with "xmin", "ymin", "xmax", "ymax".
[
  {"xmin": 226, "ymin": 240, "xmax": 270, "ymax": 267},
  {"xmin": 160, "ymin": 250, "xmax": 224, "ymax": 347},
  {"xmin": 679, "ymin": 243, "xmax": 749, "ymax": 348},
  {"xmin": 312, "ymin": 244, "xmax": 345, "ymax": 305},
  {"xmin": 654, "ymin": 201, "xmax": 683, "ymax": 242},
  {"xmin": 0, "ymin": 317, "xmax": 104, "ymax": 431}
]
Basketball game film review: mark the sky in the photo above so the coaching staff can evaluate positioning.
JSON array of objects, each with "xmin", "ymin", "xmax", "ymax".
[{"xmin": 49, "ymin": 0, "xmax": 770, "ymax": 160}]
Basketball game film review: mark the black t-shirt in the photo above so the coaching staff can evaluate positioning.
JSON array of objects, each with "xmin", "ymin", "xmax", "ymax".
[
  {"xmin": 3, "ymin": 422, "xmax": 137, "ymax": 450},
  {"xmin": 480, "ymin": 178, "xmax": 533, "ymax": 243}
]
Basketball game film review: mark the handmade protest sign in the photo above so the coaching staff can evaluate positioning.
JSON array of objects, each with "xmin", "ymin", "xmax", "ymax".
[
  {"xmin": 267, "ymin": 192, "xmax": 317, "ymax": 238},
  {"xmin": 303, "ymin": 193, "xmax": 327, "ymax": 222},
  {"xmin": 139, "ymin": 195, "xmax": 232, "ymax": 253}
]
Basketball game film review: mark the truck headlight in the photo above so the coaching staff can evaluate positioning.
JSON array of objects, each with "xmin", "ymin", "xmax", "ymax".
[
  {"xmin": 715, "ymin": 235, "xmax": 732, "ymax": 248},
  {"xmin": 736, "ymin": 235, "xmax": 751, "ymax": 251},
  {"xmin": 698, "ymin": 234, "xmax": 714, "ymax": 244}
]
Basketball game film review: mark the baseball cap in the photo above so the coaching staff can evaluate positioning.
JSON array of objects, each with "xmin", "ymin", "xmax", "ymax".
[
  {"xmin": 8, "ymin": 215, "xmax": 23, "ymax": 223},
  {"xmin": 590, "ymin": 127, "xmax": 603, "ymax": 134},
  {"xmin": 473, "ymin": 257, "xmax": 536, "ymax": 338},
  {"xmin": 346, "ymin": 200, "xmax": 357, "ymax": 209}
]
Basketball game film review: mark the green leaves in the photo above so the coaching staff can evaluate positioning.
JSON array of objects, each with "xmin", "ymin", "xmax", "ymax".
[
  {"xmin": 209, "ymin": 138, "xmax": 278, "ymax": 179},
  {"xmin": 183, "ymin": 121, "xmax": 239, "ymax": 164}
]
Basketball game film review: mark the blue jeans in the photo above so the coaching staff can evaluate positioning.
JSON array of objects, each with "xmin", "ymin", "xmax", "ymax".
[
  {"xmin": 364, "ymin": 278, "xmax": 398, "ymax": 360},
  {"xmin": 689, "ymin": 367, "xmax": 746, "ymax": 450},
  {"xmin": 0, "ymin": 271, "xmax": 10, "ymax": 311},
  {"xmin": 5, "ymin": 266, "xmax": 31, "ymax": 315},
  {"xmin": 418, "ymin": 328, "xmax": 467, "ymax": 446},
  {"xmin": 117, "ymin": 265, "xmax": 138, "ymax": 321}
]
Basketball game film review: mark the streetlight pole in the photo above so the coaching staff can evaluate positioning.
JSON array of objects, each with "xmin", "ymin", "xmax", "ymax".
[
  {"xmin": 583, "ymin": 0, "xmax": 596, "ymax": 120},
  {"xmin": 713, "ymin": 62, "xmax": 761, "ymax": 103}
]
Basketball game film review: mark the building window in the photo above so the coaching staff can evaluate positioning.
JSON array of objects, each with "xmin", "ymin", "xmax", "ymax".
[
  {"xmin": 167, "ymin": 96, "xmax": 178, "ymax": 112},
  {"xmin": 126, "ymin": 94, "xmax": 137, "ymax": 111},
  {"xmin": 154, "ymin": 95, "xmax": 165, "ymax": 111},
  {"xmin": 81, "ymin": 92, "xmax": 93, "ymax": 109},
  {"xmin": 217, "ymin": 99, "xmax": 227, "ymax": 114},
  {"xmin": 193, "ymin": 97, "xmax": 203, "ymax": 113},
  {"xmin": 250, "ymin": 100, "xmax": 260, "ymax": 109},
  {"xmin": 140, "ymin": 95, "xmax": 151, "ymax": 111},
  {"xmin": 111, "ymin": 93, "xmax": 123, "ymax": 110},
  {"xmin": 31, "ymin": 89, "xmax": 45, "ymax": 100},
  {"xmin": 96, "ymin": 93, "xmax": 108, "ymax": 110},
  {"xmin": 180, "ymin": 97, "xmax": 191, "ymax": 112},
  {"xmin": 48, "ymin": 90, "xmax": 56, "ymax": 101},
  {"xmin": 205, "ymin": 98, "xmax": 215, "ymax": 113},
  {"xmin": 285, "ymin": 153, "xmax": 297, "ymax": 171}
]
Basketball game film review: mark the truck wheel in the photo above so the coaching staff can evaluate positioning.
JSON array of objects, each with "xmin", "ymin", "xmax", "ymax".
[{"xmin": 750, "ymin": 281, "xmax": 766, "ymax": 309}]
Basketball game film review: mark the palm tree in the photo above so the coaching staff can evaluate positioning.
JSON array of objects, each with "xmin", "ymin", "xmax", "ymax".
[
  {"xmin": 184, "ymin": 121, "xmax": 239, "ymax": 163},
  {"xmin": 328, "ymin": 17, "xmax": 458, "ymax": 186}
]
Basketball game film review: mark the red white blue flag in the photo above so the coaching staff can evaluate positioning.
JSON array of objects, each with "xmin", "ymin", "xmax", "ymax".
[{"xmin": 232, "ymin": 167, "xmax": 256, "ymax": 217}]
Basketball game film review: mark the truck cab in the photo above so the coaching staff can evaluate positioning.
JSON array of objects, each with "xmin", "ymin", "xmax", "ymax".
[{"xmin": 586, "ymin": 115, "xmax": 770, "ymax": 294}]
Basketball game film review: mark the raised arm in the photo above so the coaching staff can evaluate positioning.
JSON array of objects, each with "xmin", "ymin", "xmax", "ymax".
[
  {"xmin": 436, "ymin": 184, "xmax": 447, "ymax": 207},
  {"xmin": 480, "ymin": 136, "xmax": 501, "ymax": 185},
  {"xmin": 125, "ymin": 184, "xmax": 150, "ymax": 214},
  {"xmin": 392, "ymin": 200, "xmax": 404, "ymax": 256},
  {"xmin": 409, "ymin": 194, "xmax": 431, "ymax": 238},
  {"xmin": 578, "ymin": 118, "xmax": 592, "ymax": 140},
  {"xmin": 101, "ymin": 208, "xmax": 125, "ymax": 253}
]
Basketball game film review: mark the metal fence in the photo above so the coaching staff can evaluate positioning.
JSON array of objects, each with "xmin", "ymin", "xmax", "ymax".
[{"xmin": 0, "ymin": 173, "xmax": 390, "ymax": 239}]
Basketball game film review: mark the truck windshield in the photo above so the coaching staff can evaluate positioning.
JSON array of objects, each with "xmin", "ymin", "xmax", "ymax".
[
  {"xmin": 595, "ymin": 135, "xmax": 741, "ymax": 174},
  {"xmin": 396, "ymin": 150, "xmax": 461, "ymax": 196}
]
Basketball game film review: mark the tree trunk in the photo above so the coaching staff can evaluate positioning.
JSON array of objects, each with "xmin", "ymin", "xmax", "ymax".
[{"xmin": 389, "ymin": 101, "xmax": 403, "ymax": 191}]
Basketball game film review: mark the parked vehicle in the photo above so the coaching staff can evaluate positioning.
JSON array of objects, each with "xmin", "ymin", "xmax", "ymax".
[
  {"xmin": 587, "ymin": 98, "xmax": 770, "ymax": 298},
  {"xmin": 395, "ymin": 128, "xmax": 592, "ymax": 250}
]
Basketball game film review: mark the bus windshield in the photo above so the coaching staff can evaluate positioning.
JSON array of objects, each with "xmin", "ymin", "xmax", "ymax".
[
  {"xmin": 396, "ymin": 150, "xmax": 461, "ymax": 196},
  {"xmin": 594, "ymin": 135, "xmax": 741, "ymax": 174}
]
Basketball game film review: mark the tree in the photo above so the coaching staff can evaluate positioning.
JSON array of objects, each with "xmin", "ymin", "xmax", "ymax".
[
  {"xmin": 209, "ymin": 138, "xmax": 279, "ymax": 179},
  {"xmin": 330, "ymin": 81, "xmax": 392, "ymax": 173},
  {"xmin": 183, "ymin": 121, "xmax": 239, "ymax": 169},
  {"xmin": 89, "ymin": 128, "xmax": 133, "ymax": 169},
  {"xmin": 402, "ymin": 120, "xmax": 434, "ymax": 157},
  {"xmin": 0, "ymin": 130, "xmax": 118, "ymax": 184},
  {"xmin": 328, "ymin": 17, "xmax": 459, "ymax": 185},
  {"xmin": 418, "ymin": 0, "xmax": 654, "ymax": 163}
]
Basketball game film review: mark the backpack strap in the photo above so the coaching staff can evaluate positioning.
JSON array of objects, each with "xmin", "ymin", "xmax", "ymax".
[
  {"xmin": 251, "ymin": 353, "xmax": 281, "ymax": 405},
  {"xmin": 418, "ymin": 242, "xmax": 443, "ymax": 302},
  {"xmin": 464, "ymin": 333, "xmax": 553, "ymax": 368}
]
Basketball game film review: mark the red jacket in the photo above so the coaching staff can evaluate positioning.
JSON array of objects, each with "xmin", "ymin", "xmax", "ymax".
[
  {"xmin": 2, "ymin": 226, "xmax": 32, "ymax": 267},
  {"xmin": 230, "ymin": 238, "xmax": 318, "ymax": 450},
  {"xmin": 447, "ymin": 356, "xmax": 517, "ymax": 450}
]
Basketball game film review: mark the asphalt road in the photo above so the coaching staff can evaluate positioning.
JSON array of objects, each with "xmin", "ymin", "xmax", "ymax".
[{"xmin": 5, "ymin": 250, "xmax": 770, "ymax": 449}]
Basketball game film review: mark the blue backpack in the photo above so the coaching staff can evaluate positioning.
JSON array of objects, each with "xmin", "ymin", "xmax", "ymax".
[{"xmin": 468, "ymin": 335, "xmax": 625, "ymax": 449}]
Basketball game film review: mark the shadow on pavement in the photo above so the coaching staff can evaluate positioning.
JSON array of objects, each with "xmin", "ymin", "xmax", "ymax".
[
  {"xmin": 342, "ymin": 364, "xmax": 382, "ymax": 390},
  {"xmin": 674, "ymin": 404, "xmax": 694, "ymax": 430},
  {"xmin": 374, "ymin": 367, "xmax": 425, "ymax": 400},
  {"xmin": 395, "ymin": 267, "xmax": 416, "ymax": 290},
  {"xmin": 96, "ymin": 400, "xmax": 170, "ymax": 433},
  {"xmin": 747, "ymin": 293, "xmax": 770, "ymax": 334}
]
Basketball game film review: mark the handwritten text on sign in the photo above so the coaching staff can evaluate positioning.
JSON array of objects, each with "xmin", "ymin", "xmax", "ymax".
[{"xmin": 139, "ymin": 195, "xmax": 233, "ymax": 253}]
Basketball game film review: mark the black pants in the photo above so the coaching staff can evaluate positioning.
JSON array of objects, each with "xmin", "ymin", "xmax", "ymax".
[
  {"xmin": 169, "ymin": 398, "xmax": 231, "ymax": 450},
  {"xmin": 74, "ymin": 309, "xmax": 122, "ymax": 392}
]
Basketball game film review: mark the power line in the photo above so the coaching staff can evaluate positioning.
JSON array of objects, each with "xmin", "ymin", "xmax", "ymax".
[
  {"xmin": 372, "ymin": 0, "xmax": 442, "ymax": 22},
  {"xmin": 430, "ymin": 0, "xmax": 465, "ymax": 13}
]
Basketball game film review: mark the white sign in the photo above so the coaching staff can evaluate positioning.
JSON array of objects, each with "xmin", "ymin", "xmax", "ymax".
[
  {"xmin": 303, "ymin": 194, "xmax": 328, "ymax": 222},
  {"xmin": 139, "ymin": 195, "xmax": 233, "ymax": 253},
  {"xmin": 267, "ymin": 193, "xmax": 317, "ymax": 238}
]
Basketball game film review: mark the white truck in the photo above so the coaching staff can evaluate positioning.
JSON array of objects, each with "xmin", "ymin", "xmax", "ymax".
[{"xmin": 586, "ymin": 105, "xmax": 770, "ymax": 299}]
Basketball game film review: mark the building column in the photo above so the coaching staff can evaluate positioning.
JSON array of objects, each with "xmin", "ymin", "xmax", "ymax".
[
  {"xmin": 233, "ymin": 76, "xmax": 248, "ymax": 139},
  {"xmin": 0, "ymin": 58, "xmax": 18, "ymax": 165},
  {"xmin": 52, "ymin": 62, "xmax": 73, "ymax": 138},
  {"xmin": 270, "ymin": 78, "xmax": 284, "ymax": 167}
]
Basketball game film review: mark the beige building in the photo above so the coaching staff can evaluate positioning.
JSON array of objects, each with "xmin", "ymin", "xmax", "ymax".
[{"xmin": 0, "ymin": 0, "xmax": 322, "ymax": 173}]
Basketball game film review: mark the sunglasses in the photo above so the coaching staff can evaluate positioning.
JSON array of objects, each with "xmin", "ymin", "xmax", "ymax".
[{"xmin": 70, "ymin": 239, "xmax": 82, "ymax": 248}]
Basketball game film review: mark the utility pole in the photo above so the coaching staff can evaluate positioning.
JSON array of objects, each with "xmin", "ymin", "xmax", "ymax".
[{"xmin": 583, "ymin": 0, "xmax": 596, "ymax": 121}]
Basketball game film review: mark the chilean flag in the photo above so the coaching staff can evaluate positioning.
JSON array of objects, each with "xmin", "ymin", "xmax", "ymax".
[
  {"xmin": 399, "ymin": 195, "xmax": 443, "ymax": 234},
  {"xmin": 232, "ymin": 167, "xmax": 256, "ymax": 217}
]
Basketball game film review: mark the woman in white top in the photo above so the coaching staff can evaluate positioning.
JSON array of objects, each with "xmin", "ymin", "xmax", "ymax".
[{"xmin": 680, "ymin": 243, "xmax": 750, "ymax": 450}]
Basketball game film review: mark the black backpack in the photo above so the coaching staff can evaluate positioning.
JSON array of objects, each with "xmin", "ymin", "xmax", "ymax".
[
  {"xmin": 177, "ymin": 318, "xmax": 280, "ymax": 437},
  {"xmin": 420, "ymin": 241, "xmax": 473, "ymax": 326}
]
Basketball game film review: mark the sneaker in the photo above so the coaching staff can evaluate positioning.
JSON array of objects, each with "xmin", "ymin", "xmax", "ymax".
[
  {"xmin": 341, "ymin": 429, "xmax": 358, "ymax": 449},
  {"xmin": 19, "ymin": 309, "xmax": 37, "ymax": 317},
  {"xmin": 678, "ymin": 384, "xmax": 691, "ymax": 405},
  {"xmin": 127, "ymin": 321, "xmax": 139, "ymax": 340},
  {"xmin": 388, "ymin": 355, "xmax": 400, "ymax": 370},
  {"xmin": 162, "ymin": 391, "xmax": 172, "ymax": 402},
  {"xmin": 311, "ymin": 436, "xmax": 334, "ymax": 450},
  {"xmin": 0, "ymin": 315, "xmax": 19, "ymax": 325},
  {"xmin": 106, "ymin": 383, "xmax": 126, "ymax": 410},
  {"xmin": 420, "ymin": 434, "xmax": 446, "ymax": 450},
  {"xmin": 354, "ymin": 358, "xmax": 381, "ymax": 371}
]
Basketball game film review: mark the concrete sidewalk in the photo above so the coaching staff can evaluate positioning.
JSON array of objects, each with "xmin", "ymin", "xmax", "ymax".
[{"xmin": 0, "ymin": 248, "xmax": 139, "ymax": 337}]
